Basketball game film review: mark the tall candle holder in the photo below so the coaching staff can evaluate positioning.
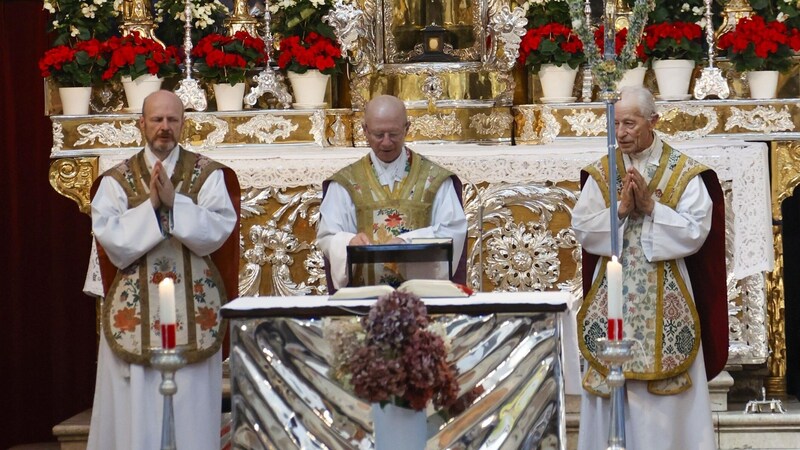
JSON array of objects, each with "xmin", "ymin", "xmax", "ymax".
[
  {"xmin": 174, "ymin": 0, "xmax": 208, "ymax": 111},
  {"xmin": 596, "ymin": 338, "xmax": 634, "ymax": 450},
  {"xmin": 150, "ymin": 348, "xmax": 187, "ymax": 450},
  {"xmin": 244, "ymin": 0, "xmax": 292, "ymax": 109}
]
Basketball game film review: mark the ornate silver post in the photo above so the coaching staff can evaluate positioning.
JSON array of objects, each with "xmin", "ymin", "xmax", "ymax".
[
  {"xmin": 244, "ymin": 0, "xmax": 292, "ymax": 109},
  {"xmin": 693, "ymin": 0, "xmax": 730, "ymax": 99},
  {"xmin": 581, "ymin": 0, "xmax": 594, "ymax": 102},
  {"xmin": 151, "ymin": 348, "xmax": 187, "ymax": 450},
  {"xmin": 602, "ymin": 0, "xmax": 620, "ymax": 256},
  {"xmin": 597, "ymin": 339, "xmax": 635, "ymax": 450},
  {"xmin": 174, "ymin": 0, "xmax": 208, "ymax": 111}
]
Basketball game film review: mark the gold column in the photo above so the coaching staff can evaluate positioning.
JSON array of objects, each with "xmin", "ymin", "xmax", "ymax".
[
  {"xmin": 613, "ymin": 0, "xmax": 632, "ymax": 31},
  {"xmin": 765, "ymin": 141, "xmax": 800, "ymax": 398},
  {"xmin": 120, "ymin": 0, "xmax": 161, "ymax": 43},
  {"xmin": 225, "ymin": 0, "xmax": 259, "ymax": 36},
  {"xmin": 716, "ymin": 0, "xmax": 753, "ymax": 38}
]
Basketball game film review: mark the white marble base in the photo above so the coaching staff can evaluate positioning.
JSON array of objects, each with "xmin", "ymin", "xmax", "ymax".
[{"xmin": 710, "ymin": 371, "xmax": 735, "ymax": 412}]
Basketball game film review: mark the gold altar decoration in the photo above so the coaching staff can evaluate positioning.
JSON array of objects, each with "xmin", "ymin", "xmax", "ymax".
[
  {"xmin": 120, "ymin": 0, "xmax": 161, "ymax": 42},
  {"xmin": 224, "ymin": 0, "xmax": 259, "ymax": 36}
]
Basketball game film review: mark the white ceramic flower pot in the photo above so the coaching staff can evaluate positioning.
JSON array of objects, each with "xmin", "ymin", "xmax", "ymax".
[
  {"xmin": 59, "ymin": 86, "xmax": 92, "ymax": 115},
  {"xmin": 747, "ymin": 70, "xmax": 779, "ymax": 99},
  {"xmin": 538, "ymin": 64, "xmax": 578, "ymax": 102},
  {"xmin": 372, "ymin": 403, "xmax": 426, "ymax": 450},
  {"xmin": 213, "ymin": 82, "xmax": 246, "ymax": 111},
  {"xmin": 616, "ymin": 66, "xmax": 647, "ymax": 90},
  {"xmin": 287, "ymin": 69, "xmax": 330, "ymax": 108},
  {"xmin": 652, "ymin": 59, "xmax": 695, "ymax": 100},
  {"xmin": 121, "ymin": 74, "xmax": 163, "ymax": 112}
]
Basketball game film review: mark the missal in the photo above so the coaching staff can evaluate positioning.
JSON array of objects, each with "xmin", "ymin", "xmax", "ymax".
[{"xmin": 330, "ymin": 279, "xmax": 474, "ymax": 300}]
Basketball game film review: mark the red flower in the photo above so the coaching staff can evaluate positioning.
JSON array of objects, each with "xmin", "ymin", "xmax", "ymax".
[
  {"xmin": 113, "ymin": 307, "xmax": 141, "ymax": 333},
  {"xmin": 192, "ymin": 31, "xmax": 268, "ymax": 84},
  {"xmin": 517, "ymin": 22, "xmax": 586, "ymax": 71},
  {"xmin": 275, "ymin": 33, "xmax": 343, "ymax": 74},
  {"xmin": 101, "ymin": 32, "xmax": 180, "ymax": 81},
  {"xmin": 718, "ymin": 16, "xmax": 799, "ymax": 72},
  {"xmin": 594, "ymin": 26, "xmax": 647, "ymax": 63}
]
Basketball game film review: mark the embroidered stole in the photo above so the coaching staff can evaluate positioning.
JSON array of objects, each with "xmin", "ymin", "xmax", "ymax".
[
  {"xmin": 578, "ymin": 143, "xmax": 709, "ymax": 396},
  {"xmin": 329, "ymin": 149, "xmax": 453, "ymax": 285},
  {"xmin": 101, "ymin": 149, "xmax": 228, "ymax": 365}
]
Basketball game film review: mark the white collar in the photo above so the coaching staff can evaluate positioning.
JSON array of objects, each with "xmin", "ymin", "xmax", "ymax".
[
  {"xmin": 144, "ymin": 144, "xmax": 180, "ymax": 177},
  {"xmin": 369, "ymin": 147, "xmax": 408, "ymax": 191}
]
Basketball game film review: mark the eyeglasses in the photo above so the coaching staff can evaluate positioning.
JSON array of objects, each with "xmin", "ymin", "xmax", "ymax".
[{"xmin": 365, "ymin": 128, "xmax": 405, "ymax": 142}]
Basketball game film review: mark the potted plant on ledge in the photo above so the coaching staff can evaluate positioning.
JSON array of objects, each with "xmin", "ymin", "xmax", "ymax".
[
  {"xmin": 642, "ymin": 21, "xmax": 704, "ymax": 100},
  {"xmin": 517, "ymin": 22, "xmax": 586, "ymax": 103},
  {"xmin": 101, "ymin": 32, "xmax": 181, "ymax": 112},
  {"xmin": 39, "ymin": 39, "xmax": 107, "ymax": 115},
  {"xmin": 192, "ymin": 30, "xmax": 269, "ymax": 111},
  {"xmin": 717, "ymin": 15, "xmax": 800, "ymax": 99},
  {"xmin": 269, "ymin": 0, "xmax": 343, "ymax": 108}
]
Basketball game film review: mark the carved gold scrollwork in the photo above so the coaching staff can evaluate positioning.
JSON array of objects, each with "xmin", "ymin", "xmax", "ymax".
[{"xmin": 49, "ymin": 157, "xmax": 98, "ymax": 215}]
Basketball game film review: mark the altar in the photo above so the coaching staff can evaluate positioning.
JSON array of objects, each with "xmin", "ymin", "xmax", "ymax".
[{"xmin": 220, "ymin": 291, "xmax": 571, "ymax": 449}]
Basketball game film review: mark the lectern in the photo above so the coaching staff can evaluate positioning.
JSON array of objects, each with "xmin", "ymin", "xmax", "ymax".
[{"xmin": 221, "ymin": 292, "xmax": 570, "ymax": 449}]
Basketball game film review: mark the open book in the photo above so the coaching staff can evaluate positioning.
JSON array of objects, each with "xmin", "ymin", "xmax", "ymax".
[{"xmin": 330, "ymin": 279, "xmax": 474, "ymax": 300}]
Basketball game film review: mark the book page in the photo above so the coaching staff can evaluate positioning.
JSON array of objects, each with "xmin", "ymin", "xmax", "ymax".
[
  {"xmin": 329, "ymin": 285, "xmax": 395, "ymax": 300},
  {"xmin": 396, "ymin": 279, "xmax": 472, "ymax": 298}
]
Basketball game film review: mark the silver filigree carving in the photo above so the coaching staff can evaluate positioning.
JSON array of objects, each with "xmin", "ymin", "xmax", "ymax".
[
  {"xmin": 564, "ymin": 110, "xmax": 606, "ymax": 136},
  {"xmin": 486, "ymin": 5, "xmax": 527, "ymax": 70},
  {"xmin": 469, "ymin": 111, "xmax": 513, "ymax": 135},
  {"xmin": 245, "ymin": 0, "xmax": 292, "ymax": 108},
  {"xmin": 518, "ymin": 107, "xmax": 537, "ymax": 142},
  {"xmin": 329, "ymin": 114, "xmax": 348, "ymax": 147},
  {"xmin": 184, "ymin": 114, "xmax": 229, "ymax": 151},
  {"xmin": 485, "ymin": 221, "xmax": 562, "ymax": 290},
  {"xmin": 310, "ymin": 110, "xmax": 326, "ymax": 147},
  {"xmin": 725, "ymin": 106, "xmax": 794, "ymax": 133},
  {"xmin": 239, "ymin": 186, "xmax": 325, "ymax": 296},
  {"xmin": 236, "ymin": 115, "xmax": 299, "ymax": 143},
  {"xmin": 74, "ymin": 121, "xmax": 142, "ymax": 147},
  {"xmin": 323, "ymin": 0, "xmax": 372, "ymax": 76},
  {"xmin": 174, "ymin": 0, "xmax": 208, "ymax": 111},
  {"xmin": 540, "ymin": 106, "xmax": 561, "ymax": 144},
  {"xmin": 656, "ymin": 104, "xmax": 719, "ymax": 141},
  {"xmin": 51, "ymin": 121, "xmax": 64, "ymax": 153},
  {"xmin": 409, "ymin": 112, "xmax": 462, "ymax": 137},
  {"xmin": 693, "ymin": 0, "xmax": 729, "ymax": 100},
  {"xmin": 422, "ymin": 72, "xmax": 444, "ymax": 104}
]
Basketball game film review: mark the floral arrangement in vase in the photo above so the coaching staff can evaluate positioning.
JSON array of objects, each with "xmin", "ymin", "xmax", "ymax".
[
  {"xmin": 101, "ymin": 32, "xmax": 182, "ymax": 82},
  {"xmin": 269, "ymin": 0, "xmax": 344, "ymax": 75},
  {"xmin": 42, "ymin": 0, "xmax": 120, "ymax": 45},
  {"xmin": 519, "ymin": 0, "xmax": 571, "ymax": 28},
  {"xmin": 517, "ymin": 23, "xmax": 585, "ymax": 72},
  {"xmin": 641, "ymin": 21, "xmax": 704, "ymax": 64},
  {"xmin": 153, "ymin": 0, "xmax": 230, "ymax": 47},
  {"xmin": 39, "ymin": 38, "xmax": 107, "ymax": 87},
  {"xmin": 191, "ymin": 31, "xmax": 269, "ymax": 85},
  {"xmin": 717, "ymin": 15, "xmax": 800, "ymax": 73},
  {"xmin": 326, "ymin": 292, "xmax": 461, "ymax": 411}
]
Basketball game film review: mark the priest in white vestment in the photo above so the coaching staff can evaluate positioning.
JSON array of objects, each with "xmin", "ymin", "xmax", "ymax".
[
  {"xmin": 317, "ymin": 95, "xmax": 467, "ymax": 289},
  {"xmin": 88, "ymin": 90, "xmax": 239, "ymax": 450},
  {"xmin": 571, "ymin": 87, "xmax": 727, "ymax": 450}
]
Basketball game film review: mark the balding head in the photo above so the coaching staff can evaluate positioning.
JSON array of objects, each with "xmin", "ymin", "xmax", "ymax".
[
  {"xmin": 362, "ymin": 95, "xmax": 409, "ymax": 163},
  {"xmin": 140, "ymin": 90, "xmax": 185, "ymax": 160}
]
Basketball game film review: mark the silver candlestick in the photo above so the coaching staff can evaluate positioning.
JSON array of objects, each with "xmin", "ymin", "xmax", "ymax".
[
  {"xmin": 244, "ymin": 0, "xmax": 292, "ymax": 109},
  {"xmin": 693, "ymin": 0, "xmax": 729, "ymax": 99},
  {"xmin": 174, "ymin": 0, "xmax": 208, "ymax": 111},
  {"xmin": 151, "ymin": 348, "xmax": 187, "ymax": 450},
  {"xmin": 581, "ymin": 0, "xmax": 594, "ymax": 102},
  {"xmin": 596, "ymin": 338, "xmax": 634, "ymax": 450}
]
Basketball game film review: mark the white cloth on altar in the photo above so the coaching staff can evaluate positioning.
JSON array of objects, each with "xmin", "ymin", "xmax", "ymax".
[
  {"xmin": 316, "ymin": 150, "xmax": 468, "ymax": 290},
  {"xmin": 87, "ymin": 334, "xmax": 222, "ymax": 450},
  {"xmin": 88, "ymin": 145, "xmax": 235, "ymax": 450},
  {"xmin": 572, "ymin": 140, "xmax": 715, "ymax": 450}
]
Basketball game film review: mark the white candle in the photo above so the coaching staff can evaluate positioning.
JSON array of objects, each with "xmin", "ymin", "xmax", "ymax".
[
  {"xmin": 158, "ymin": 278, "xmax": 176, "ymax": 324},
  {"xmin": 159, "ymin": 278, "xmax": 177, "ymax": 349},
  {"xmin": 606, "ymin": 256, "xmax": 623, "ymax": 340}
]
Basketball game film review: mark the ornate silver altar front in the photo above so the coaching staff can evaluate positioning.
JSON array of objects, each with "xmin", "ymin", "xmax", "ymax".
[{"xmin": 224, "ymin": 298, "xmax": 567, "ymax": 449}]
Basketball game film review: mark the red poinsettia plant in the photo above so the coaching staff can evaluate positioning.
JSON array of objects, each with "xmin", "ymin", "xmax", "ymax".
[
  {"xmin": 718, "ymin": 15, "xmax": 800, "ymax": 73},
  {"xmin": 191, "ymin": 31, "xmax": 269, "ymax": 85},
  {"xmin": 326, "ymin": 292, "xmax": 460, "ymax": 411},
  {"xmin": 276, "ymin": 32, "xmax": 343, "ymax": 75},
  {"xmin": 594, "ymin": 26, "xmax": 648, "ymax": 66},
  {"xmin": 39, "ymin": 38, "xmax": 107, "ymax": 87},
  {"xmin": 517, "ymin": 22, "xmax": 586, "ymax": 72},
  {"xmin": 642, "ymin": 21, "xmax": 704, "ymax": 64},
  {"xmin": 102, "ymin": 32, "xmax": 181, "ymax": 81}
]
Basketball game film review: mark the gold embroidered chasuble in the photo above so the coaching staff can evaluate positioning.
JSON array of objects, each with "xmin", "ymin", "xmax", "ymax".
[
  {"xmin": 577, "ymin": 143, "xmax": 711, "ymax": 396},
  {"xmin": 329, "ymin": 149, "xmax": 454, "ymax": 284},
  {"xmin": 101, "ymin": 149, "xmax": 228, "ymax": 365}
]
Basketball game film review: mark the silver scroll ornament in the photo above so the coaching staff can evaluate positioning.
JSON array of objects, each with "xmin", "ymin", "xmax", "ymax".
[{"xmin": 174, "ymin": 0, "xmax": 208, "ymax": 111}]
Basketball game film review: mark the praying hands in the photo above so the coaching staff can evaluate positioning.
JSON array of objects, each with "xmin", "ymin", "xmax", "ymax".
[
  {"xmin": 149, "ymin": 160, "xmax": 176, "ymax": 209},
  {"xmin": 618, "ymin": 166, "xmax": 654, "ymax": 219}
]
